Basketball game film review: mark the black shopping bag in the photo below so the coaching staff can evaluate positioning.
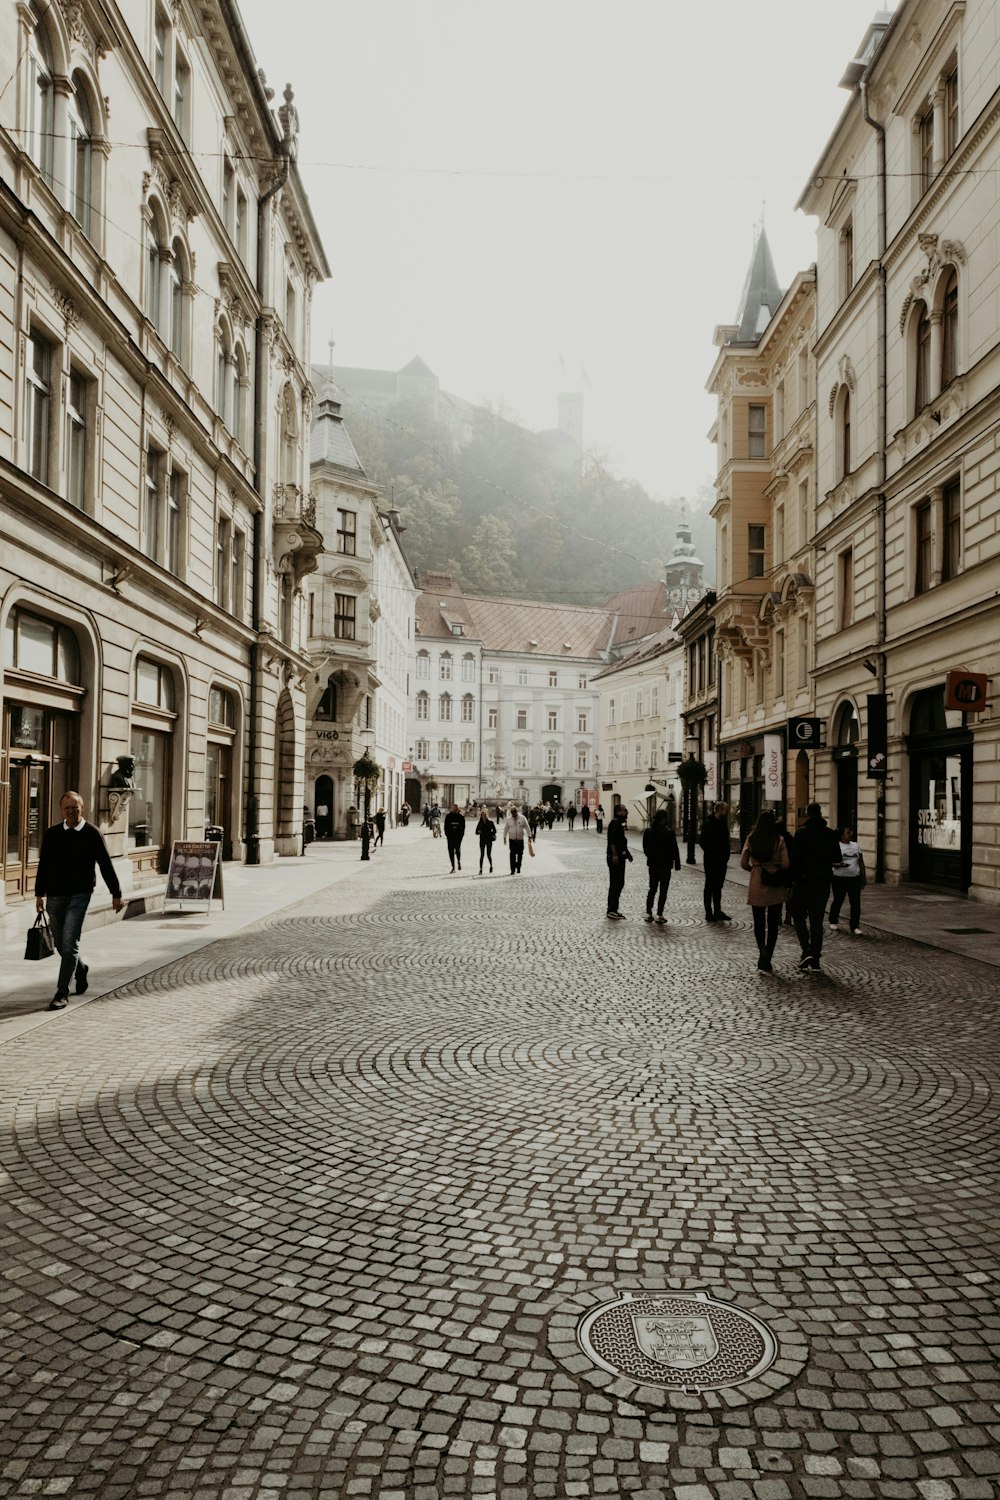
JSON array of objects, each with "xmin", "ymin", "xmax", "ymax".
[{"xmin": 25, "ymin": 912, "xmax": 56, "ymax": 961}]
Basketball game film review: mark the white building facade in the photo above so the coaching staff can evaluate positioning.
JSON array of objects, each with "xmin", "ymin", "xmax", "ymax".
[
  {"xmin": 1, "ymin": 0, "xmax": 328, "ymax": 912},
  {"xmin": 593, "ymin": 632, "xmax": 687, "ymax": 819}
]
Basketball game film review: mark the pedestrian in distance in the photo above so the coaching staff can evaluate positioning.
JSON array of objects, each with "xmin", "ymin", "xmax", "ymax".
[
  {"xmin": 773, "ymin": 816, "xmax": 795, "ymax": 924},
  {"xmin": 475, "ymin": 808, "xmax": 497, "ymax": 873},
  {"xmin": 606, "ymin": 803, "xmax": 633, "ymax": 919},
  {"xmin": 791, "ymin": 802, "xmax": 843, "ymax": 973},
  {"xmin": 739, "ymin": 810, "xmax": 791, "ymax": 973},
  {"xmin": 595, "ymin": 804, "xmax": 605, "ymax": 835},
  {"xmin": 642, "ymin": 808, "xmax": 682, "ymax": 923},
  {"xmin": 567, "ymin": 804, "xmax": 576, "ymax": 830},
  {"xmin": 429, "ymin": 804, "xmax": 442, "ymax": 838},
  {"xmin": 581, "ymin": 804, "xmax": 590, "ymax": 831},
  {"xmin": 829, "ymin": 826, "xmax": 866, "ymax": 935},
  {"xmin": 373, "ymin": 807, "xmax": 386, "ymax": 847},
  {"xmin": 503, "ymin": 805, "xmax": 531, "ymax": 874},
  {"xmin": 700, "ymin": 800, "xmax": 734, "ymax": 923},
  {"xmin": 444, "ymin": 804, "xmax": 465, "ymax": 872},
  {"xmin": 529, "ymin": 805, "xmax": 541, "ymax": 839},
  {"xmin": 34, "ymin": 791, "xmax": 125, "ymax": 1010}
]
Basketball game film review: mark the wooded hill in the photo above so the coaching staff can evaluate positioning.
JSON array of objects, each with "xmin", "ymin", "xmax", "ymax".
[{"xmin": 339, "ymin": 397, "xmax": 715, "ymax": 606}]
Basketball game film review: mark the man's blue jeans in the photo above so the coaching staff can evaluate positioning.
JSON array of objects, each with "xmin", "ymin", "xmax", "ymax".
[{"xmin": 46, "ymin": 892, "xmax": 91, "ymax": 995}]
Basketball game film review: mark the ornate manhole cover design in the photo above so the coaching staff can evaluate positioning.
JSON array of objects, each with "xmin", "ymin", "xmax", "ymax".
[{"xmin": 577, "ymin": 1290, "xmax": 777, "ymax": 1393}]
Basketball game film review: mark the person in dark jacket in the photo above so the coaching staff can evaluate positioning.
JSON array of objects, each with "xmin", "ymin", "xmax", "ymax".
[
  {"xmin": 642, "ymin": 809, "xmax": 682, "ymax": 923},
  {"xmin": 444, "ymin": 805, "xmax": 465, "ymax": 872},
  {"xmin": 791, "ymin": 803, "xmax": 843, "ymax": 972},
  {"xmin": 699, "ymin": 801, "xmax": 733, "ymax": 922},
  {"xmin": 567, "ymin": 804, "xmax": 576, "ymax": 830},
  {"xmin": 581, "ymin": 804, "xmax": 591, "ymax": 830},
  {"xmin": 475, "ymin": 810, "xmax": 496, "ymax": 873},
  {"xmin": 373, "ymin": 808, "xmax": 386, "ymax": 847},
  {"xmin": 606, "ymin": 803, "xmax": 633, "ymax": 919},
  {"xmin": 35, "ymin": 791, "xmax": 125, "ymax": 1010}
]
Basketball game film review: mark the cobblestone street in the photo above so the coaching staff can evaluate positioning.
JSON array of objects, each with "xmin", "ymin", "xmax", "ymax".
[{"xmin": 1, "ymin": 831, "xmax": 998, "ymax": 1500}]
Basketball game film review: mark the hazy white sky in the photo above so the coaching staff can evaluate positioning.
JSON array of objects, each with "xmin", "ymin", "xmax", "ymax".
[{"xmin": 239, "ymin": 0, "xmax": 893, "ymax": 502}]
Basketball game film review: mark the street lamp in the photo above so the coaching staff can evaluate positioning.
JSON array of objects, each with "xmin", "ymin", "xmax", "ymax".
[{"xmin": 355, "ymin": 727, "xmax": 378, "ymax": 862}]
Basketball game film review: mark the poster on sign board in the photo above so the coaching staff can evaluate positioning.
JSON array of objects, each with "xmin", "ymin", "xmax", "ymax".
[
  {"xmin": 165, "ymin": 841, "xmax": 224, "ymax": 910},
  {"xmin": 763, "ymin": 734, "xmax": 784, "ymax": 802},
  {"xmin": 703, "ymin": 750, "xmax": 718, "ymax": 801}
]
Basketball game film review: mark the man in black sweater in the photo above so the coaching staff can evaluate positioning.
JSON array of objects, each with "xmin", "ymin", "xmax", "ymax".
[
  {"xmin": 606, "ymin": 803, "xmax": 634, "ymax": 919},
  {"xmin": 444, "ymin": 804, "xmax": 466, "ymax": 872},
  {"xmin": 35, "ymin": 791, "xmax": 124, "ymax": 1010},
  {"xmin": 791, "ymin": 802, "xmax": 843, "ymax": 973}
]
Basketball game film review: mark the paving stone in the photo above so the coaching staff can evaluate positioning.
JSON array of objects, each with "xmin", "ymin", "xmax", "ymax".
[{"xmin": 0, "ymin": 844, "xmax": 997, "ymax": 1497}]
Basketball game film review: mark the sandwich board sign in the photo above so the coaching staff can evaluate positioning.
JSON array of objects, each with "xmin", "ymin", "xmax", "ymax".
[{"xmin": 165, "ymin": 841, "xmax": 224, "ymax": 911}]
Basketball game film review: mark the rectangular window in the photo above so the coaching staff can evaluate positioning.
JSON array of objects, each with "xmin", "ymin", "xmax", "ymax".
[
  {"xmin": 334, "ymin": 593, "xmax": 356, "ymax": 640},
  {"xmin": 546, "ymin": 748, "xmax": 557, "ymax": 771},
  {"xmin": 285, "ymin": 279, "xmax": 296, "ymax": 345},
  {"xmin": 487, "ymin": 666, "xmax": 499, "ymax": 685},
  {"xmin": 415, "ymin": 739, "xmax": 429, "ymax": 761},
  {"xmin": 65, "ymin": 368, "xmax": 88, "ymax": 508},
  {"xmin": 461, "ymin": 697, "xmax": 474, "ymax": 722},
  {"xmin": 576, "ymin": 712, "xmax": 588, "ymax": 733},
  {"xmin": 307, "ymin": 592, "xmax": 315, "ymax": 636},
  {"xmin": 608, "ymin": 697, "xmax": 615, "ymax": 726},
  {"xmin": 576, "ymin": 749, "xmax": 588, "ymax": 772},
  {"xmin": 26, "ymin": 331, "xmax": 53, "ymax": 484},
  {"xmin": 748, "ymin": 524, "xmax": 766, "ymax": 579},
  {"xmin": 942, "ymin": 479, "xmax": 961, "ymax": 582},
  {"xmin": 748, "ymin": 404, "xmax": 766, "ymax": 458},
  {"xmin": 215, "ymin": 515, "xmax": 230, "ymax": 604},
  {"xmin": 515, "ymin": 747, "xmax": 527, "ymax": 771},
  {"xmin": 578, "ymin": 673, "xmax": 588, "ymax": 690},
  {"xmin": 915, "ymin": 500, "xmax": 932, "ymax": 595},
  {"xmin": 775, "ymin": 380, "xmax": 785, "ymax": 442},
  {"xmin": 235, "ymin": 188, "xmax": 247, "ymax": 261},
  {"xmin": 461, "ymin": 656, "xmax": 475, "ymax": 682},
  {"xmin": 839, "ymin": 548, "xmax": 853, "ymax": 628},
  {"xmin": 798, "ymin": 347, "xmax": 808, "ymax": 412},
  {"xmin": 167, "ymin": 468, "xmax": 184, "ymax": 575},
  {"xmin": 841, "ymin": 219, "xmax": 854, "ymax": 296},
  {"xmin": 416, "ymin": 695, "xmax": 429, "ymax": 720},
  {"xmin": 919, "ymin": 105, "xmax": 934, "ymax": 191},
  {"xmin": 229, "ymin": 524, "xmax": 243, "ymax": 615},
  {"xmin": 416, "ymin": 654, "xmax": 430, "ymax": 679},
  {"xmin": 798, "ymin": 623, "xmax": 808, "ymax": 690},
  {"xmin": 153, "ymin": 11, "xmax": 167, "ymax": 94},
  {"xmin": 144, "ymin": 448, "xmax": 163, "ymax": 559},
  {"xmin": 336, "ymin": 509, "xmax": 356, "ymax": 555},
  {"xmin": 650, "ymin": 684, "xmax": 659, "ymax": 715},
  {"xmin": 439, "ymin": 696, "xmax": 452, "ymax": 721},
  {"xmin": 488, "ymin": 707, "xmax": 498, "ymax": 729},
  {"xmin": 439, "ymin": 657, "xmax": 453, "ymax": 680},
  {"xmin": 548, "ymin": 670, "xmax": 558, "ymax": 687},
  {"xmin": 222, "ymin": 160, "xmax": 234, "ymax": 231},
  {"xmin": 547, "ymin": 710, "xmax": 558, "ymax": 731},
  {"xmin": 438, "ymin": 740, "xmax": 452, "ymax": 762},
  {"xmin": 461, "ymin": 740, "xmax": 474, "ymax": 763},
  {"xmin": 774, "ymin": 504, "xmax": 785, "ymax": 566},
  {"xmin": 944, "ymin": 67, "xmax": 958, "ymax": 159},
  {"xmin": 516, "ymin": 710, "xmax": 527, "ymax": 730},
  {"xmin": 707, "ymin": 629, "xmax": 715, "ymax": 685},
  {"xmin": 775, "ymin": 629, "xmax": 785, "ymax": 699},
  {"xmin": 635, "ymin": 688, "xmax": 643, "ymax": 718},
  {"xmin": 633, "ymin": 741, "xmax": 642, "ymax": 770},
  {"xmin": 173, "ymin": 53, "xmax": 189, "ymax": 133},
  {"xmin": 517, "ymin": 667, "xmax": 528, "ymax": 686}
]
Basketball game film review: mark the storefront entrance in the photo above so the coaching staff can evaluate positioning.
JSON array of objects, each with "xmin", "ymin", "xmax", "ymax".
[{"xmin": 907, "ymin": 687, "xmax": 973, "ymax": 891}]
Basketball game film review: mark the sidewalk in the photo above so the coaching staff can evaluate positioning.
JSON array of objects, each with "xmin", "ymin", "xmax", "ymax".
[
  {"xmin": 0, "ymin": 828, "xmax": 425, "ymax": 1046},
  {"xmin": 722, "ymin": 857, "xmax": 1000, "ymax": 968}
]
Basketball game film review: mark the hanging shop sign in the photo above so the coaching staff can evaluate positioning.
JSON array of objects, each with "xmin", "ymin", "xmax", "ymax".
[
  {"xmin": 703, "ymin": 750, "xmax": 718, "ymax": 800},
  {"xmin": 866, "ymin": 694, "xmax": 887, "ymax": 779},
  {"xmin": 787, "ymin": 716, "xmax": 825, "ymax": 749},
  {"xmin": 945, "ymin": 670, "xmax": 989, "ymax": 714},
  {"xmin": 763, "ymin": 733, "xmax": 784, "ymax": 799}
]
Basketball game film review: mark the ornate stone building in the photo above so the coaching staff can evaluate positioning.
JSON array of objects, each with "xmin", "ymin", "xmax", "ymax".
[
  {"xmin": 707, "ymin": 232, "xmax": 818, "ymax": 844},
  {"xmin": 0, "ymin": 0, "xmax": 328, "ymax": 912},
  {"xmin": 305, "ymin": 395, "xmax": 416, "ymax": 836},
  {"xmin": 799, "ymin": 0, "xmax": 1000, "ymax": 898}
]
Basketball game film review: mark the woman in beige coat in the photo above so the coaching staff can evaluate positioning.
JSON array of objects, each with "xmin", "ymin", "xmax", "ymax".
[{"xmin": 739, "ymin": 810, "xmax": 791, "ymax": 973}]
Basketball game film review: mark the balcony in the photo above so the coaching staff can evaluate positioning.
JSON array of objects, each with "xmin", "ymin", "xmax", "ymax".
[{"xmin": 273, "ymin": 484, "xmax": 322, "ymax": 586}]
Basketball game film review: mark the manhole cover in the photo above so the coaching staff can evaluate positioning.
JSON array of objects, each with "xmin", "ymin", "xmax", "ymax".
[{"xmin": 577, "ymin": 1289, "xmax": 777, "ymax": 1394}]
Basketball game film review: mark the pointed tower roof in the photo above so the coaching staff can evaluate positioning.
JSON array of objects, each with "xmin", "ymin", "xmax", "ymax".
[
  {"xmin": 733, "ymin": 228, "xmax": 784, "ymax": 344},
  {"xmin": 310, "ymin": 394, "xmax": 367, "ymax": 476}
]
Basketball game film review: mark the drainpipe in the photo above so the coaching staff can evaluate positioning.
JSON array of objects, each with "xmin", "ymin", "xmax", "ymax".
[
  {"xmin": 245, "ymin": 132, "xmax": 292, "ymax": 865},
  {"xmin": 861, "ymin": 78, "xmax": 888, "ymax": 884}
]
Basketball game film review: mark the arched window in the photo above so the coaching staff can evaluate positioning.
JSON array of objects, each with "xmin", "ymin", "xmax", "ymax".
[
  {"xmin": 216, "ymin": 316, "xmax": 233, "ymax": 423},
  {"xmin": 168, "ymin": 238, "xmax": 187, "ymax": 361},
  {"xmin": 439, "ymin": 693, "xmax": 452, "ymax": 721},
  {"xmin": 67, "ymin": 78, "xmax": 93, "ymax": 233},
  {"xmin": 232, "ymin": 344, "xmax": 248, "ymax": 446},
  {"xmin": 913, "ymin": 300, "xmax": 930, "ymax": 415},
  {"xmin": 130, "ymin": 656, "xmax": 178, "ymax": 858},
  {"xmin": 27, "ymin": 6, "xmax": 54, "ymax": 182},
  {"xmin": 940, "ymin": 269, "xmax": 959, "ymax": 388},
  {"xmin": 145, "ymin": 203, "xmax": 169, "ymax": 331}
]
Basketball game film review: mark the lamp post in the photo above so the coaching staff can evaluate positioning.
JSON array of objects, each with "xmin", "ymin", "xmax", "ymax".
[
  {"xmin": 681, "ymin": 734, "xmax": 702, "ymax": 864},
  {"xmin": 355, "ymin": 728, "xmax": 378, "ymax": 862}
]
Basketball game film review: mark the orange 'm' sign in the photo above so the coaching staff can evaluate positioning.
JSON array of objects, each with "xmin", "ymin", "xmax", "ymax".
[{"xmin": 945, "ymin": 670, "xmax": 988, "ymax": 713}]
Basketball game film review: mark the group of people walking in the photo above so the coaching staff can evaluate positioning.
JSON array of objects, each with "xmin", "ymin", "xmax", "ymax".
[{"xmin": 604, "ymin": 796, "xmax": 865, "ymax": 974}]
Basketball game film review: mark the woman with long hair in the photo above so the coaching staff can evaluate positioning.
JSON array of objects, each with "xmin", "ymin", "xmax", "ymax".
[{"xmin": 739, "ymin": 809, "xmax": 790, "ymax": 973}]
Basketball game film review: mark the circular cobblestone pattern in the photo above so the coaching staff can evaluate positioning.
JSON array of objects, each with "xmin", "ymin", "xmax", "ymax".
[{"xmin": 0, "ymin": 838, "xmax": 998, "ymax": 1499}]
